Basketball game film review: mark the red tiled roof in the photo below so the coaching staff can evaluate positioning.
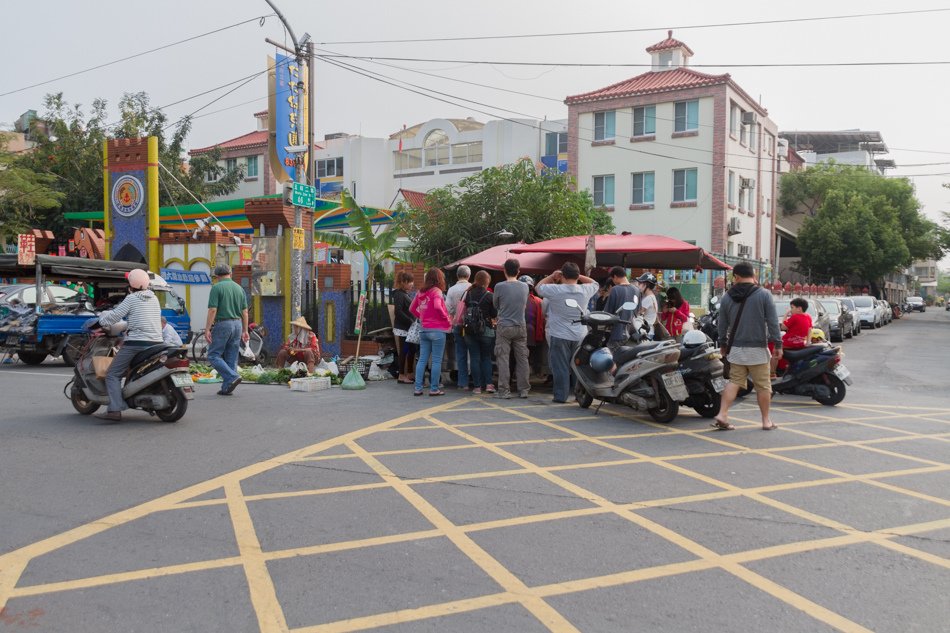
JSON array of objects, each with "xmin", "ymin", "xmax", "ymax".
[
  {"xmin": 189, "ymin": 130, "xmax": 268, "ymax": 156},
  {"xmin": 645, "ymin": 30, "xmax": 694, "ymax": 56},
  {"xmin": 565, "ymin": 67, "xmax": 729, "ymax": 104},
  {"xmin": 398, "ymin": 188, "xmax": 429, "ymax": 211},
  {"xmin": 254, "ymin": 109, "xmax": 268, "ymax": 117}
]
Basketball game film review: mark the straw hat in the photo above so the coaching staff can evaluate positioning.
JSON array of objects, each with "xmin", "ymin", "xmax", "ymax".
[{"xmin": 290, "ymin": 316, "xmax": 312, "ymax": 331}]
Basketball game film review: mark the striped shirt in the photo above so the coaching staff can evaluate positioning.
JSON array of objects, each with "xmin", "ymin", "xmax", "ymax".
[{"xmin": 98, "ymin": 290, "xmax": 163, "ymax": 342}]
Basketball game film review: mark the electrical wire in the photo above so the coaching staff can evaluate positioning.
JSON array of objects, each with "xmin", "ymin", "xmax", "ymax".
[
  {"xmin": 0, "ymin": 15, "xmax": 275, "ymax": 98},
  {"xmin": 317, "ymin": 53, "xmax": 950, "ymax": 69},
  {"xmin": 317, "ymin": 56, "xmax": 950, "ymax": 178},
  {"xmin": 317, "ymin": 8, "xmax": 950, "ymax": 45}
]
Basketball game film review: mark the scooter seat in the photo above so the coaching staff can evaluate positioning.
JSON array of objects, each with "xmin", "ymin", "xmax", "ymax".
[
  {"xmin": 678, "ymin": 345, "xmax": 709, "ymax": 361},
  {"xmin": 613, "ymin": 341, "xmax": 665, "ymax": 366},
  {"xmin": 782, "ymin": 345, "xmax": 827, "ymax": 362},
  {"xmin": 129, "ymin": 344, "xmax": 179, "ymax": 367}
]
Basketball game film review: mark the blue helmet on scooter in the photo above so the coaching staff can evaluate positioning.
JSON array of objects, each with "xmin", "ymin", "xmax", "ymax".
[{"xmin": 590, "ymin": 347, "xmax": 614, "ymax": 373}]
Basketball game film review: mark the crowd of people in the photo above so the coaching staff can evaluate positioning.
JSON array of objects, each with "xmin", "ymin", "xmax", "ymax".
[{"xmin": 384, "ymin": 258, "xmax": 697, "ymax": 403}]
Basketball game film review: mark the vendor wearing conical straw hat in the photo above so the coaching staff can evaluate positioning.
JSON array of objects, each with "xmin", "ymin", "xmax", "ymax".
[{"xmin": 276, "ymin": 316, "xmax": 321, "ymax": 373}]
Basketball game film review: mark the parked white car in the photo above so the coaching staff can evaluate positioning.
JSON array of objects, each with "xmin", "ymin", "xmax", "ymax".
[{"xmin": 849, "ymin": 295, "xmax": 882, "ymax": 329}]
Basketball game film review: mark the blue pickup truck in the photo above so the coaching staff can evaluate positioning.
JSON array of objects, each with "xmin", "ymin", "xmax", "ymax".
[{"xmin": 0, "ymin": 255, "xmax": 190, "ymax": 366}]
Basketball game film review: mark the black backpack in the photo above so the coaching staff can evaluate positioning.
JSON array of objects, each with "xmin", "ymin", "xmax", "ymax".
[{"xmin": 462, "ymin": 290, "xmax": 486, "ymax": 336}]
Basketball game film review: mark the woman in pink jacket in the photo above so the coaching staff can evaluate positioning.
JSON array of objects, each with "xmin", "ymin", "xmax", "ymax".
[{"xmin": 410, "ymin": 267, "xmax": 452, "ymax": 396}]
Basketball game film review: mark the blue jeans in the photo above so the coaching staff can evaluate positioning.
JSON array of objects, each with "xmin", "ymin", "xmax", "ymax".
[
  {"xmin": 464, "ymin": 333, "xmax": 495, "ymax": 388},
  {"xmin": 415, "ymin": 329, "xmax": 447, "ymax": 393},
  {"xmin": 549, "ymin": 337, "xmax": 579, "ymax": 402},
  {"xmin": 208, "ymin": 319, "xmax": 242, "ymax": 388},
  {"xmin": 452, "ymin": 326, "xmax": 469, "ymax": 388}
]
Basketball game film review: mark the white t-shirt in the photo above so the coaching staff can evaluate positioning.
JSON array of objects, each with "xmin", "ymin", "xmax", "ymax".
[{"xmin": 640, "ymin": 293, "xmax": 658, "ymax": 326}]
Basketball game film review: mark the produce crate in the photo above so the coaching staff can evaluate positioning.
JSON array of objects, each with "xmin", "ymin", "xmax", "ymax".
[
  {"xmin": 289, "ymin": 376, "xmax": 332, "ymax": 392},
  {"xmin": 337, "ymin": 357, "xmax": 371, "ymax": 379}
]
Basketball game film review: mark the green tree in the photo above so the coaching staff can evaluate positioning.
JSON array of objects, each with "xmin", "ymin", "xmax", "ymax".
[
  {"xmin": 780, "ymin": 163, "xmax": 944, "ymax": 293},
  {"xmin": 0, "ymin": 132, "xmax": 64, "ymax": 247},
  {"xmin": 15, "ymin": 92, "xmax": 243, "ymax": 233},
  {"xmin": 314, "ymin": 191, "xmax": 404, "ymax": 362},
  {"xmin": 401, "ymin": 159, "xmax": 614, "ymax": 266}
]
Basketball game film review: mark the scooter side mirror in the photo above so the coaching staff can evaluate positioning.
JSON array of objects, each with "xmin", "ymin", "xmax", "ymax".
[
  {"xmin": 565, "ymin": 298, "xmax": 580, "ymax": 309},
  {"xmin": 710, "ymin": 296, "xmax": 720, "ymax": 309},
  {"xmin": 621, "ymin": 301, "xmax": 637, "ymax": 311}
]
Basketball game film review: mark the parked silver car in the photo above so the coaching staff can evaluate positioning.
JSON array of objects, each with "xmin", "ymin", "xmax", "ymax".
[{"xmin": 849, "ymin": 295, "xmax": 882, "ymax": 329}]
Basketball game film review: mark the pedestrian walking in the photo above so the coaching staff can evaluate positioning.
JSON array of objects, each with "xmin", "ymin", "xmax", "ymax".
[
  {"xmin": 391, "ymin": 271, "xmax": 417, "ymax": 384},
  {"xmin": 604, "ymin": 266, "xmax": 640, "ymax": 349},
  {"xmin": 713, "ymin": 261, "xmax": 782, "ymax": 431},
  {"xmin": 446, "ymin": 265, "xmax": 472, "ymax": 390},
  {"xmin": 535, "ymin": 262, "xmax": 599, "ymax": 403},
  {"xmin": 493, "ymin": 258, "xmax": 530, "ymax": 398},
  {"xmin": 410, "ymin": 268, "xmax": 452, "ymax": 396},
  {"xmin": 461, "ymin": 270, "xmax": 497, "ymax": 395},
  {"xmin": 205, "ymin": 263, "xmax": 249, "ymax": 396},
  {"xmin": 95, "ymin": 269, "xmax": 163, "ymax": 422}
]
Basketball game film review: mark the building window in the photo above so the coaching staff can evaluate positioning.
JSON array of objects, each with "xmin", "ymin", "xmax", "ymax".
[
  {"xmin": 632, "ymin": 172, "xmax": 654, "ymax": 204},
  {"xmin": 749, "ymin": 124, "xmax": 757, "ymax": 151},
  {"xmin": 594, "ymin": 111, "xmax": 616, "ymax": 141},
  {"xmin": 674, "ymin": 100, "xmax": 699, "ymax": 132},
  {"xmin": 246, "ymin": 155, "xmax": 259, "ymax": 178},
  {"xmin": 728, "ymin": 171, "xmax": 736, "ymax": 205},
  {"xmin": 593, "ymin": 175, "xmax": 614, "ymax": 207},
  {"xmin": 765, "ymin": 132, "xmax": 775, "ymax": 156},
  {"xmin": 544, "ymin": 131, "xmax": 567, "ymax": 155},
  {"xmin": 317, "ymin": 157, "xmax": 344, "ymax": 178},
  {"xmin": 393, "ymin": 149, "xmax": 422, "ymax": 171},
  {"xmin": 738, "ymin": 187, "xmax": 746, "ymax": 210},
  {"xmin": 452, "ymin": 141, "xmax": 483, "ymax": 164},
  {"xmin": 673, "ymin": 168, "xmax": 697, "ymax": 202},
  {"xmin": 730, "ymin": 103, "xmax": 740, "ymax": 138},
  {"xmin": 225, "ymin": 158, "xmax": 237, "ymax": 172},
  {"xmin": 424, "ymin": 129, "xmax": 450, "ymax": 166},
  {"xmin": 206, "ymin": 170, "xmax": 218, "ymax": 182},
  {"xmin": 633, "ymin": 106, "xmax": 656, "ymax": 137},
  {"xmin": 740, "ymin": 120, "xmax": 748, "ymax": 146}
]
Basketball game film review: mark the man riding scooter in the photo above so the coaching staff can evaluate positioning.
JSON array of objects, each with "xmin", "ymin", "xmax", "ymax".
[{"xmin": 95, "ymin": 269, "xmax": 163, "ymax": 423}]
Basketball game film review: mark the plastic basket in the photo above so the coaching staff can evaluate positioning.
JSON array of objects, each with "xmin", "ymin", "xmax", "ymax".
[
  {"xmin": 337, "ymin": 358, "xmax": 370, "ymax": 379},
  {"xmin": 289, "ymin": 376, "xmax": 332, "ymax": 392}
]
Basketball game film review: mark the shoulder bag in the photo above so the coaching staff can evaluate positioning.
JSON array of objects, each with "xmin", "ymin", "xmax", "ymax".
[{"xmin": 720, "ymin": 289, "xmax": 754, "ymax": 379}]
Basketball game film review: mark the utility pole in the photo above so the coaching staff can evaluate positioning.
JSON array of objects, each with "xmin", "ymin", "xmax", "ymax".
[{"xmin": 263, "ymin": 0, "xmax": 309, "ymax": 319}]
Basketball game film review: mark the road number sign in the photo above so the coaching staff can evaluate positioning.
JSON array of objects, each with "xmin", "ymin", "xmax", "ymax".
[{"xmin": 291, "ymin": 182, "xmax": 316, "ymax": 208}]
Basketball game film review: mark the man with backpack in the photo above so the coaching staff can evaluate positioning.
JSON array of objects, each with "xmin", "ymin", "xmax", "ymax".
[{"xmin": 536, "ymin": 262, "xmax": 599, "ymax": 403}]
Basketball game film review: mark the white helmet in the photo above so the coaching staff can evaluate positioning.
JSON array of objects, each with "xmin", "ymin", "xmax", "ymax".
[{"xmin": 683, "ymin": 330, "xmax": 707, "ymax": 348}]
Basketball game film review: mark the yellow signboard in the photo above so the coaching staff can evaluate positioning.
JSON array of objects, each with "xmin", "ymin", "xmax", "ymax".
[{"xmin": 292, "ymin": 228, "xmax": 305, "ymax": 251}]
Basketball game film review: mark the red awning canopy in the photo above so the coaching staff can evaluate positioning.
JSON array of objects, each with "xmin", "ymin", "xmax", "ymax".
[
  {"xmin": 447, "ymin": 243, "xmax": 586, "ymax": 275},
  {"xmin": 509, "ymin": 234, "xmax": 731, "ymax": 270}
]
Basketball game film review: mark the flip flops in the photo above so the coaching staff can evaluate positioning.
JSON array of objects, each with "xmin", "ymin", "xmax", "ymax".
[{"xmin": 710, "ymin": 418, "xmax": 735, "ymax": 431}]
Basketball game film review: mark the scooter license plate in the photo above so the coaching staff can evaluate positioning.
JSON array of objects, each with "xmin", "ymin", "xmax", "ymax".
[
  {"xmin": 711, "ymin": 377, "xmax": 727, "ymax": 393},
  {"xmin": 833, "ymin": 365, "xmax": 851, "ymax": 382},
  {"xmin": 662, "ymin": 372, "xmax": 690, "ymax": 401},
  {"xmin": 171, "ymin": 372, "xmax": 192, "ymax": 387},
  {"xmin": 5, "ymin": 335, "xmax": 18, "ymax": 345}
]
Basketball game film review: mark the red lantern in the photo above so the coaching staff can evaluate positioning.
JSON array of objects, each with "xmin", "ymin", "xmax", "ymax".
[
  {"xmin": 784, "ymin": 281, "xmax": 793, "ymax": 293},
  {"xmin": 713, "ymin": 276, "xmax": 726, "ymax": 289},
  {"xmin": 771, "ymin": 280, "xmax": 782, "ymax": 294},
  {"xmin": 794, "ymin": 282, "xmax": 803, "ymax": 294},
  {"xmin": 809, "ymin": 283, "xmax": 818, "ymax": 295}
]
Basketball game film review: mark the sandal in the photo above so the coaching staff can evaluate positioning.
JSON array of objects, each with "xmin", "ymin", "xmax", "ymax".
[
  {"xmin": 710, "ymin": 418, "xmax": 735, "ymax": 431},
  {"xmin": 429, "ymin": 390, "xmax": 445, "ymax": 396},
  {"xmin": 762, "ymin": 422, "xmax": 778, "ymax": 431},
  {"xmin": 413, "ymin": 390, "xmax": 423, "ymax": 396}
]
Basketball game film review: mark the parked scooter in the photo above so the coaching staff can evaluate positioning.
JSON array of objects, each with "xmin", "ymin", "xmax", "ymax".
[
  {"xmin": 675, "ymin": 330, "xmax": 727, "ymax": 418},
  {"xmin": 566, "ymin": 299, "xmax": 685, "ymax": 423},
  {"xmin": 67, "ymin": 319, "xmax": 194, "ymax": 422},
  {"xmin": 771, "ymin": 343, "xmax": 851, "ymax": 406}
]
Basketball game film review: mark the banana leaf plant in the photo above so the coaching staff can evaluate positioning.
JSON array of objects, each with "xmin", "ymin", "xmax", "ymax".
[{"xmin": 313, "ymin": 191, "xmax": 405, "ymax": 363}]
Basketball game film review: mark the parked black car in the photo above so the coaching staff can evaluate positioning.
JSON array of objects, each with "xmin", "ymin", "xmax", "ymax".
[
  {"xmin": 823, "ymin": 298, "xmax": 855, "ymax": 342},
  {"xmin": 906, "ymin": 296, "xmax": 926, "ymax": 312}
]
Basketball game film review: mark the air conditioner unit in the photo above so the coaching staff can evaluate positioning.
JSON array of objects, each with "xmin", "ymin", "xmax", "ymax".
[
  {"xmin": 740, "ymin": 177, "xmax": 756, "ymax": 189},
  {"xmin": 777, "ymin": 138, "xmax": 789, "ymax": 158},
  {"xmin": 727, "ymin": 217, "xmax": 742, "ymax": 235},
  {"xmin": 738, "ymin": 245, "xmax": 752, "ymax": 257},
  {"xmin": 741, "ymin": 111, "xmax": 757, "ymax": 125}
]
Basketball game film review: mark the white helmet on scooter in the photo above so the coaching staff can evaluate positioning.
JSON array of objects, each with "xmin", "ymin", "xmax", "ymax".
[
  {"xmin": 682, "ymin": 330, "xmax": 707, "ymax": 348},
  {"xmin": 589, "ymin": 347, "xmax": 614, "ymax": 373}
]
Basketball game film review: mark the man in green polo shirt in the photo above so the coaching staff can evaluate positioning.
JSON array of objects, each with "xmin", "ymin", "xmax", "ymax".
[{"xmin": 206, "ymin": 263, "xmax": 249, "ymax": 395}]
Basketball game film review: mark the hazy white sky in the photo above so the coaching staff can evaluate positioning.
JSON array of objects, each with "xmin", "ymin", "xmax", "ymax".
[{"xmin": 2, "ymin": 0, "xmax": 948, "ymax": 241}]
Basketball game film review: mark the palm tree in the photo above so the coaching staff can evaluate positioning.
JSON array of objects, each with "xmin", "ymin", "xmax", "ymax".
[{"xmin": 313, "ymin": 191, "xmax": 404, "ymax": 365}]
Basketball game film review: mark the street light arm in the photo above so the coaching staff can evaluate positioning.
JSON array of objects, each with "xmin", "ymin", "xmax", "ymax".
[{"xmin": 262, "ymin": 0, "xmax": 300, "ymax": 55}]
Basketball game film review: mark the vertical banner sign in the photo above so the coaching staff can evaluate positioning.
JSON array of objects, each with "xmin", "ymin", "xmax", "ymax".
[
  {"xmin": 268, "ymin": 53, "xmax": 309, "ymax": 183},
  {"xmin": 17, "ymin": 234, "xmax": 36, "ymax": 265},
  {"xmin": 353, "ymin": 292, "xmax": 367, "ymax": 335}
]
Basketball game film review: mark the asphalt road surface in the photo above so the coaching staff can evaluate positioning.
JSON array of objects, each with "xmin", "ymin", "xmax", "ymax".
[{"xmin": 0, "ymin": 309, "xmax": 947, "ymax": 632}]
